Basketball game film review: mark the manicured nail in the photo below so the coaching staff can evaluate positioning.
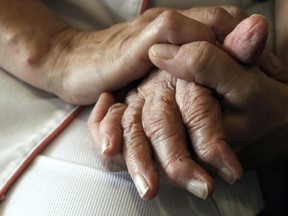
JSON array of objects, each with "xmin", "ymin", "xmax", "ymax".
[
  {"xmin": 101, "ymin": 134, "xmax": 110, "ymax": 154},
  {"xmin": 186, "ymin": 180, "xmax": 208, "ymax": 199},
  {"xmin": 218, "ymin": 167, "xmax": 238, "ymax": 184},
  {"xmin": 133, "ymin": 174, "xmax": 149, "ymax": 198},
  {"xmin": 270, "ymin": 52, "xmax": 284, "ymax": 72},
  {"xmin": 150, "ymin": 44, "xmax": 179, "ymax": 59}
]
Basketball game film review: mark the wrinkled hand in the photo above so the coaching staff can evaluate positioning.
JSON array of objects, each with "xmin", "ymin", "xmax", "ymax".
[
  {"xmin": 149, "ymin": 29, "xmax": 288, "ymax": 168},
  {"xmin": 88, "ymin": 13, "xmax": 276, "ymax": 200},
  {"xmin": 89, "ymin": 69, "xmax": 240, "ymax": 200}
]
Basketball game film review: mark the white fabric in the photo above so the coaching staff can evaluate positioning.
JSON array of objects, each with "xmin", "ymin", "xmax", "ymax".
[
  {"xmin": 43, "ymin": 0, "xmax": 144, "ymax": 30},
  {"xmin": 0, "ymin": 68, "xmax": 77, "ymax": 197},
  {"xmin": 43, "ymin": 0, "xmax": 273, "ymax": 28}
]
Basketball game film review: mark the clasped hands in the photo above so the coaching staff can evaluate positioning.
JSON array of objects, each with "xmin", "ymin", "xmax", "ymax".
[{"xmin": 88, "ymin": 7, "xmax": 288, "ymax": 200}]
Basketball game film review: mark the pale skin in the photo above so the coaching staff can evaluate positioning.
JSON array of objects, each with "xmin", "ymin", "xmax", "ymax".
[
  {"xmin": 1, "ymin": 0, "xmax": 287, "ymax": 201},
  {"xmin": 88, "ymin": 6, "xmax": 288, "ymax": 200}
]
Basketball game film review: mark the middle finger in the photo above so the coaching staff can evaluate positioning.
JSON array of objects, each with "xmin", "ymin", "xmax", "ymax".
[{"xmin": 139, "ymin": 71, "xmax": 214, "ymax": 199}]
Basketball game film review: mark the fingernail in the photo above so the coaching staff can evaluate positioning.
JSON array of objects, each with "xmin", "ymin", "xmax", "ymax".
[
  {"xmin": 250, "ymin": 14, "xmax": 267, "ymax": 20},
  {"xmin": 150, "ymin": 44, "xmax": 179, "ymax": 59},
  {"xmin": 218, "ymin": 167, "xmax": 238, "ymax": 184},
  {"xmin": 186, "ymin": 180, "xmax": 208, "ymax": 199},
  {"xmin": 133, "ymin": 174, "xmax": 149, "ymax": 198},
  {"xmin": 101, "ymin": 134, "xmax": 110, "ymax": 154},
  {"xmin": 270, "ymin": 52, "xmax": 284, "ymax": 72}
]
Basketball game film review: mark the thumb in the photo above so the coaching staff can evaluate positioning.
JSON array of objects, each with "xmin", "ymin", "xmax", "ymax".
[
  {"xmin": 223, "ymin": 14, "xmax": 284, "ymax": 77},
  {"xmin": 148, "ymin": 40, "xmax": 250, "ymax": 96},
  {"xmin": 223, "ymin": 14, "xmax": 268, "ymax": 65}
]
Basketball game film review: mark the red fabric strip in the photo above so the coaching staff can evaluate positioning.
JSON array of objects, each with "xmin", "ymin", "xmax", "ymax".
[
  {"xmin": 140, "ymin": 0, "xmax": 148, "ymax": 14},
  {"xmin": 0, "ymin": 106, "xmax": 84, "ymax": 201}
]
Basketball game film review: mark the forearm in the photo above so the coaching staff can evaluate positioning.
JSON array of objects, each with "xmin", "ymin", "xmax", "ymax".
[{"xmin": 0, "ymin": 0, "xmax": 72, "ymax": 92}]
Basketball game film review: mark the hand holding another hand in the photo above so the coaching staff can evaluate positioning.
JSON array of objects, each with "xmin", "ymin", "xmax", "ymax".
[{"xmin": 88, "ymin": 11, "xmax": 287, "ymax": 200}]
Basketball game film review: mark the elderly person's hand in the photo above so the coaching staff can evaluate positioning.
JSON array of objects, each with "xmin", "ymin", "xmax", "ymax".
[
  {"xmin": 149, "ymin": 27, "xmax": 288, "ymax": 164},
  {"xmin": 88, "ymin": 13, "xmax": 281, "ymax": 200},
  {"xmin": 150, "ymin": 41, "xmax": 288, "ymax": 167},
  {"xmin": 90, "ymin": 70, "xmax": 232, "ymax": 200}
]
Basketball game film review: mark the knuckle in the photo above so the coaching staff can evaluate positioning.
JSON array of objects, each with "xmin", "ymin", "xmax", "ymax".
[
  {"xmin": 147, "ymin": 86, "xmax": 176, "ymax": 111},
  {"xmin": 155, "ymin": 9, "xmax": 179, "ymax": 32},
  {"xmin": 210, "ymin": 7, "xmax": 231, "ymax": 22},
  {"xmin": 123, "ymin": 117, "xmax": 142, "ymax": 135},
  {"xmin": 185, "ymin": 41, "xmax": 215, "ymax": 74},
  {"xmin": 162, "ymin": 155, "xmax": 191, "ymax": 182},
  {"xmin": 164, "ymin": 161, "xmax": 179, "ymax": 181},
  {"xmin": 132, "ymin": 8, "xmax": 167, "ymax": 26},
  {"xmin": 200, "ymin": 7, "xmax": 231, "ymax": 26},
  {"xmin": 107, "ymin": 103, "xmax": 126, "ymax": 114},
  {"xmin": 159, "ymin": 9, "xmax": 178, "ymax": 25}
]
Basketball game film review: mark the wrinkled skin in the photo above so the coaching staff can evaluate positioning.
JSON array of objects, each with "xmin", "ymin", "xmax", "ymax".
[
  {"xmin": 150, "ymin": 40, "xmax": 288, "ymax": 166},
  {"xmin": 88, "ymin": 12, "xmax": 287, "ymax": 200},
  {"xmin": 125, "ymin": 70, "xmax": 239, "ymax": 199},
  {"xmin": 89, "ymin": 70, "xmax": 239, "ymax": 200}
]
